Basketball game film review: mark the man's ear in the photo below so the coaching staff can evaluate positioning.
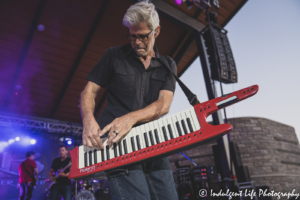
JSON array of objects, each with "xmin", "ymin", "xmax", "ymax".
[{"xmin": 154, "ymin": 26, "xmax": 161, "ymax": 37}]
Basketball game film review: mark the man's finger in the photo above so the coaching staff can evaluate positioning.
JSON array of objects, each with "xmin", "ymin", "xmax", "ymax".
[
  {"xmin": 99, "ymin": 124, "xmax": 112, "ymax": 136},
  {"xmin": 94, "ymin": 135, "xmax": 104, "ymax": 149},
  {"xmin": 107, "ymin": 130, "xmax": 115, "ymax": 145},
  {"xmin": 112, "ymin": 131, "xmax": 124, "ymax": 143},
  {"xmin": 89, "ymin": 137, "xmax": 98, "ymax": 148},
  {"xmin": 86, "ymin": 139, "xmax": 94, "ymax": 148},
  {"xmin": 82, "ymin": 136, "xmax": 87, "ymax": 146}
]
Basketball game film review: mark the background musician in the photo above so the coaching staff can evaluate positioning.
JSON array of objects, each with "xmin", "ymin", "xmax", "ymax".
[
  {"xmin": 18, "ymin": 151, "xmax": 38, "ymax": 200},
  {"xmin": 48, "ymin": 145, "xmax": 72, "ymax": 200},
  {"xmin": 80, "ymin": 0, "xmax": 178, "ymax": 199}
]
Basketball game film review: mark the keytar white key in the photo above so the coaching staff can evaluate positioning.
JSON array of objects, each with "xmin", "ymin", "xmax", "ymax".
[
  {"xmin": 161, "ymin": 117, "xmax": 170, "ymax": 141},
  {"xmin": 139, "ymin": 125, "xmax": 146, "ymax": 149},
  {"xmin": 184, "ymin": 110, "xmax": 196, "ymax": 132},
  {"xmin": 152, "ymin": 120, "xmax": 163, "ymax": 144},
  {"xmin": 157, "ymin": 118, "xmax": 167, "ymax": 142},
  {"xmin": 131, "ymin": 128, "xmax": 138, "ymax": 151},
  {"xmin": 148, "ymin": 121, "xmax": 157, "ymax": 145},
  {"xmin": 168, "ymin": 115, "xmax": 179, "ymax": 138},
  {"xmin": 189, "ymin": 107, "xmax": 201, "ymax": 130},
  {"xmin": 174, "ymin": 113, "xmax": 184, "ymax": 136},
  {"xmin": 79, "ymin": 145, "xmax": 85, "ymax": 169}
]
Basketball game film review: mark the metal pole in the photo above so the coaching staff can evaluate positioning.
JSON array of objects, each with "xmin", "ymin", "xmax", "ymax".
[{"xmin": 194, "ymin": 30, "xmax": 231, "ymax": 178}]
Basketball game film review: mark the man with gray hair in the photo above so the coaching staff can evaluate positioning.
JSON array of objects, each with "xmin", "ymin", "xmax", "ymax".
[{"xmin": 80, "ymin": 1, "xmax": 178, "ymax": 199}]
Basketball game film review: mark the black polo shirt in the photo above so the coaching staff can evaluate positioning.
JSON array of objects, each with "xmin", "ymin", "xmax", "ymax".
[
  {"xmin": 50, "ymin": 157, "xmax": 71, "ymax": 185},
  {"xmin": 86, "ymin": 44, "xmax": 176, "ymax": 131}
]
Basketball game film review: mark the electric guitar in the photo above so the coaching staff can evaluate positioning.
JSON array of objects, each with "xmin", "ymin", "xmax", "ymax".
[{"xmin": 46, "ymin": 162, "xmax": 72, "ymax": 191}]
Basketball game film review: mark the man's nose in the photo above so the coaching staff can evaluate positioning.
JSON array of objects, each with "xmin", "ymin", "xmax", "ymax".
[{"xmin": 134, "ymin": 38, "xmax": 141, "ymax": 45}]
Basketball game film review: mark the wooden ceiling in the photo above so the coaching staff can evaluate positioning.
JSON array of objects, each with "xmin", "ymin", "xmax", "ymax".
[{"xmin": 0, "ymin": 0, "xmax": 247, "ymax": 124}]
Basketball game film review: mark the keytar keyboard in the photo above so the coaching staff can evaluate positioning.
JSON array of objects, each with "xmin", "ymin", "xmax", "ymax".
[{"xmin": 69, "ymin": 85, "xmax": 259, "ymax": 180}]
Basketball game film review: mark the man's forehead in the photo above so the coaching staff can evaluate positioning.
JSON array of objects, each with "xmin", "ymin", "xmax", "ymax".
[{"xmin": 128, "ymin": 22, "xmax": 151, "ymax": 34}]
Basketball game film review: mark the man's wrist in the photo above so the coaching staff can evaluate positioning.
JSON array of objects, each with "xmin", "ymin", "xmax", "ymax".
[
  {"xmin": 82, "ymin": 113, "xmax": 95, "ymax": 123},
  {"xmin": 128, "ymin": 112, "xmax": 138, "ymax": 125}
]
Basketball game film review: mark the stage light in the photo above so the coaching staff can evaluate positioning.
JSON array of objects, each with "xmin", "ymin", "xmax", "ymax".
[
  {"xmin": 175, "ymin": 0, "xmax": 182, "ymax": 5},
  {"xmin": 0, "ymin": 142, "xmax": 9, "ymax": 152},
  {"xmin": 37, "ymin": 24, "xmax": 45, "ymax": 31},
  {"xmin": 60, "ymin": 136, "xmax": 75, "ymax": 146},
  {"xmin": 30, "ymin": 139, "xmax": 36, "ymax": 145},
  {"xmin": 8, "ymin": 139, "xmax": 15, "ymax": 144},
  {"xmin": 15, "ymin": 137, "xmax": 20, "ymax": 141}
]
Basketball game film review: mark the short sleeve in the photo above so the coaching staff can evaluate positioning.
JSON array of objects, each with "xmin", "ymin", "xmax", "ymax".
[
  {"xmin": 31, "ymin": 160, "xmax": 37, "ymax": 168},
  {"xmin": 160, "ymin": 56, "xmax": 177, "ymax": 93},
  {"xmin": 86, "ymin": 48, "xmax": 114, "ymax": 87}
]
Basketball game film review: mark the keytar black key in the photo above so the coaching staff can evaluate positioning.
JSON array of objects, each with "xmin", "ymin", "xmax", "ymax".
[
  {"xmin": 106, "ymin": 146, "xmax": 110, "ymax": 160},
  {"xmin": 101, "ymin": 149, "xmax": 105, "ymax": 161},
  {"xmin": 149, "ymin": 131, "xmax": 155, "ymax": 145},
  {"xmin": 93, "ymin": 149, "xmax": 97, "ymax": 164},
  {"xmin": 154, "ymin": 129, "xmax": 160, "ymax": 143},
  {"xmin": 89, "ymin": 151, "xmax": 93, "ymax": 166},
  {"xmin": 144, "ymin": 132, "xmax": 149, "ymax": 147},
  {"xmin": 176, "ymin": 122, "xmax": 183, "ymax": 136},
  {"xmin": 162, "ymin": 126, "xmax": 168, "ymax": 141},
  {"xmin": 181, "ymin": 120, "xmax": 188, "ymax": 134},
  {"xmin": 136, "ymin": 135, "xmax": 141, "ymax": 150},
  {"xmin": 84, "ymin": 152, "xmax": 88, "ymax": 167},
  {"xmin": 187, "ymin": 118, "xmax": 194, "ymax": 132},
  {"xmin": 123, "ymin": 139, "xmax": 128, "ymax": 154},
  {"xmin": 167, "ymin": 125, "xmax": 174, "ymax": 139},
  {"xmin": 131, "ymin": 137, "xmax": 136, "ymax": 152},
  {"xmin": 118, "ymin": 141, "xmax": 123, "ymax": 156},
  {"xmin": 114, "ymin": 143, "xmax": 118, "ymax": 157}
]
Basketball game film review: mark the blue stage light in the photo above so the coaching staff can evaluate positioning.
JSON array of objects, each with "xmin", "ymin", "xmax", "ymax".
[
  {"xmin": 8, "ymin": 139, "xmax": 15, "ymax": 144},
  {"xmin": 67, "ymin": 140, "xmax": 72, "ymax": 145},
  {"xmin": 15, "ymin": 137, "xmax": 20, "ymax": 141},
  {"xmin": 30, "ymin": 139, "xmax": 36, "ymax": 145}
]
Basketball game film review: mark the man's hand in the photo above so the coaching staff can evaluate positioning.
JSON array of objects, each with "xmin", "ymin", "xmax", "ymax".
[
  {"xmin": 100, "ymin": 113, "xmax": 136, "ymax": 145},
  {"xmin": 82, "ymin": 117, "xmax": 103, "ymax": 148},
  {"xmin": 49, "ymin": 176, "xmax": 55, "ymax": 182}
]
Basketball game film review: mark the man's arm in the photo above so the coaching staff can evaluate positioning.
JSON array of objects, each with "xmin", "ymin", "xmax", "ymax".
[
  {"xmin": 58, "ymin": 171, "xmax": 70, "ymax": 177},
  {"xmin": 80, "ymin": 81, "xmax": 103, "ymax": 148},
  {"xmin": 48, "ymin": 168, "xmax": 54, "ymax": 182},
  {"xmin": 34, "ymin": 167, "xmax": 38, "ymax": 180},
  {"xmin": 101, "ymin": 90, "xmax": 174, "ymax": 145}
]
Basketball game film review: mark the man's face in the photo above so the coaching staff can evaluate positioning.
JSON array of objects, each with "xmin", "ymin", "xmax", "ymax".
[
  {"xmin": 29, "ymin": 155, "xmax": 35, "ymax": 160},
  {"xmin": 128, "ymin": 21, "xmax": 157, "ymax": 57},
  {"xmin": 59, "ymin": 147, "xmax": 68, "ymax": 158}
]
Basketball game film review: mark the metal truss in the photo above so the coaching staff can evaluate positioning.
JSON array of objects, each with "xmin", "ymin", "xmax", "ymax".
[{"xmin": 0, "ymin": 115, "xmax": 83, "ymax": 135}]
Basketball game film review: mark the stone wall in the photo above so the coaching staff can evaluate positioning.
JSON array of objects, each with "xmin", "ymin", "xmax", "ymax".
[{"xmin": 168, "ymin": 117, "xmax": 300, "ymax": 199}]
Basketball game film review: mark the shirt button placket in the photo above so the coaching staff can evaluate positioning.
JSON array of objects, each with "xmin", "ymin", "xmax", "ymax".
[{"xmin": 140, "ymin": 72, "xmax": 146, "ymax": 106}]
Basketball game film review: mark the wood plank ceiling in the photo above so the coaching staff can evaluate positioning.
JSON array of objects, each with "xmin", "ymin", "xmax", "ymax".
[{"xmin": 0, "ymin": 0, "xmax": 247, "ymax": 124}]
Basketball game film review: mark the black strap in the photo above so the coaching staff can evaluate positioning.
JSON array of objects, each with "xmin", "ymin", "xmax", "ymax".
[
  {"xmin": 21, "ymin": 162, "xmax": 36, "ymax": 185},
  {"xmin": 159, "ymin": 56, "xmax": 200, "ymax": 106}
]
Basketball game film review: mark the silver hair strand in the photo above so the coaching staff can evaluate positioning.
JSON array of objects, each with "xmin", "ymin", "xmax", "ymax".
[{"xmin": 123, "ymin": 0, "xmax": 160, "ymax": 30}]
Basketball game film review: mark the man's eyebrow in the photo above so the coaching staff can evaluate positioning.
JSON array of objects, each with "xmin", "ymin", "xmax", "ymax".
[{"xmin": 129, "ymin": 33, "xmax": 148, "ymax": 36}]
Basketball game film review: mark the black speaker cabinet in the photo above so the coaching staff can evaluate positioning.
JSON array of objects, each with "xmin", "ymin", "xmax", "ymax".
[{"xmin": 236, "ymin": 165, "xmax": 251, "ymax": 183}]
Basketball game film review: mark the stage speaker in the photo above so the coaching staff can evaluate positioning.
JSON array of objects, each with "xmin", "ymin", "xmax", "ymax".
[
  {"xmin": 212, "ymin": 145, "xmax": 223, "ymax": 176},
  {"xmin": 236, "ymin": 165, "xmax": 251, "ymax": 183},
  {"xmin": 230, "ymin": 142, "xmax": 243, "ymax": 168},
  {"xmin": 212, "ymin": 144, "xmax": 231, "ymax": 178},
  {"xmin": 203, "ymin": 23, "xmax": 237, "ymax": 83},
  {"xmin": 176, "ymin": 166, "xmax": 194, "ymax": 200}
]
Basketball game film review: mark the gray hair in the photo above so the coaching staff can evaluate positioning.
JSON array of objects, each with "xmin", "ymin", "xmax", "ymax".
[{"xmin": 123, "ymin": 0, "xmax": 160, "ymax": 30}]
